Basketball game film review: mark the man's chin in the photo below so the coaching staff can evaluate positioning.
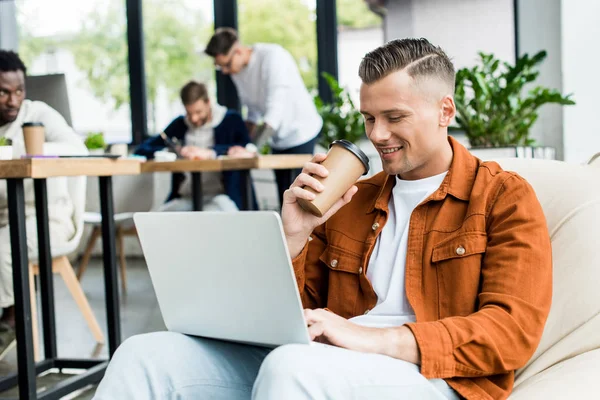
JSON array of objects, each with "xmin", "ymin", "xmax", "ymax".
[{"xmin": 0, "ymin": 114, "xmax": 18, "ymax": 124}]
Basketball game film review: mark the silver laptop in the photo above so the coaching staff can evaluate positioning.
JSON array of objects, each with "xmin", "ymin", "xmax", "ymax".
[{"xmin": 134, "ymin": 211, "xmax": 311, "ymax": 347}]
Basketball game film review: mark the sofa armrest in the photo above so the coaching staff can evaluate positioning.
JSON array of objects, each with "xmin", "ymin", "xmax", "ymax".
[{"xmin": 509, "ymin": 348, "xmax": 600, "ymax": 399}]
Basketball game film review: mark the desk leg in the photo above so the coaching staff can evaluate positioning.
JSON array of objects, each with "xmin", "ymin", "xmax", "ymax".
[
  {"xmin": 191, "ymin": 172, "xmax": 203, "ymax": 211},
  {"xmin": 7, "ymin": 178, "xmax": 37, "ymax": 399},
  {"xmin": 34, "ymin": 179, "xmax": 57, "ymax": 360},
  {"xmin": 240, "ymin": 171, "xmax": 253, "ymax": 211},
  {"xmin": 99, "ymin": 176, "xmax": 121, "ymax": 357}
]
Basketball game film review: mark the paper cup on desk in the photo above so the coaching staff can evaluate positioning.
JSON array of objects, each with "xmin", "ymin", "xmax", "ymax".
[
  {"xmin": 22, "ymin": 122, "xmax": 45, "ymax": 155},
  {"xmin": 297, "ymin": 140, "xmax": 369, "ymax": 217}
]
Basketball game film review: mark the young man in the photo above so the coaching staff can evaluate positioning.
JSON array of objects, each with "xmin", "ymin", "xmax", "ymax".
[
  {"xmin": 0, "ymin": 50, "xmax": 87, "ymax": 358},
  {"xmin": 136, "ymin": 80, "xmax": 253, "ymax": 211},
  {"xmin": 204, "ymin": 28, "xmax": 323, "ymax": 208},
  {"xmin": 94, "ymin": 39, "xmax": 552, "ymax": 399}
]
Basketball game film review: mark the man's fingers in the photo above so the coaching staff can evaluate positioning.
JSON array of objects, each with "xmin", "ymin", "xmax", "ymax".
[
  {"xmin": 293, "ymin": 173, "xmax": 325, "ymax": 193},
  {"xmin": 311, "ymin": 153, "xmax": 327, "ymax": 163},
  {"xmin": 301, "ymin": 162, "xmax": 329, "ymax": 179},
  {"xmin": 282, "ymin": 186, "xmax": 316, "ymax": 205},
  {"xmin": 307, "ymin": 321, "xmax": 325, "ymax": 341},
  {"xmin": 342, "ymin": 185, "xmax": 359, "ymax": 202}
]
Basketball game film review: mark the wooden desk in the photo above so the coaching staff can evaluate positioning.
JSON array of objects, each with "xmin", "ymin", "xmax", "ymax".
[
  {"xmin": 140, "ymin": 155, "xmax": 312, "ymax": 211},
  {"xmin": 0, "ymin": 158, "xmax": 142, "ymax": 399},
  {"xmin": 0, "ymin": 158, "xmax": 141, "ymax": 178}
]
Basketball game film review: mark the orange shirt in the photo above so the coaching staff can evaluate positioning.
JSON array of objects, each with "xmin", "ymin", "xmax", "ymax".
[{"xmin": 292, "ymin": 136, "xmax": 552, "ymax": 400}]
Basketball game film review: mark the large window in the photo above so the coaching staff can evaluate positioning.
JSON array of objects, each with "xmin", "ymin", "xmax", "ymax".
[
  {"xmin": 238, "ymin": 0, "xmax": 318, "ymax": 92},
  {"xmin": 16, "ymin": 0, "xmax": 132, "ymax": 144},
  {"xmin": 142, "ymin": 0, "xmax": 216, "ymax": 135}
]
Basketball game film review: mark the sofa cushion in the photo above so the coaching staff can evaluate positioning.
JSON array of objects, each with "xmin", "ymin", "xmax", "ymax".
[
  {"xmin": 509, "ymin": 348, "xmax": 600, "ymax": 399},
  {"xmin": 494, "ymin": 158, "xmax": 600, "ymax": 385}
]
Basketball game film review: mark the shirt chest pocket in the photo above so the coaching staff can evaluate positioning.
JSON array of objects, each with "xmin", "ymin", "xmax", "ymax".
[
  {"xmin": 432, "ymin": 232, "xmax": 487, "ymax": 317},
  {"xmin": 432, "ymin": 232, "xmax": 487, "ymax": 263},
  {"xmin": 319, "ymin": 245, "xmax": 362, "ymax": 318}
]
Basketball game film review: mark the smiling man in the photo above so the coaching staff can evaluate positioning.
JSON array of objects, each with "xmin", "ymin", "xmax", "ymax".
[
  {"xmin": 0, "ymin": 50, "xmax": 87, "ymax": 359},
  {"xmin": 94, "ymin": 39, "xmax": 552, "ymax": 400}
]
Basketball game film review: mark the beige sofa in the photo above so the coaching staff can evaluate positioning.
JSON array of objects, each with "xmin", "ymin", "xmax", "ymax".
[{"xmin": 493, "ymin": 158, "xmax": 600, "ymax": 399}]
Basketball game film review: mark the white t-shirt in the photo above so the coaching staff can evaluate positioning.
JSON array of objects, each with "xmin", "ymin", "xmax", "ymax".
[
  {"xmin": 0, "ymin": 100, "xmax": 86, "ymax": 229},
  {"xmin": 350, "ymin": 171, "xmax": 447, "ymax": 328},
  {"xmin": 178, "ymin": 103, "xmax": 227, "ymax": 198},
  {"xmin": 231, "ymin": 43, "xmax": 322, "ymax": 150}
]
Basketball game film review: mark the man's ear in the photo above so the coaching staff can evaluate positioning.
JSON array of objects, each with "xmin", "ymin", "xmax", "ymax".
[{"xmin": 439, "ymin": 95, "xmax": 456, "ymax": 128}]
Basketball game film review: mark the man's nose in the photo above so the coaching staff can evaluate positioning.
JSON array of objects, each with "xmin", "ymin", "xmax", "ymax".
[
  {"xmin": 369, "ymin": 121, "xmax": 391, "ymax": 143},
  {"xmin": 7, "ymin": 94, "xmax": 19, "ymax": 107}
]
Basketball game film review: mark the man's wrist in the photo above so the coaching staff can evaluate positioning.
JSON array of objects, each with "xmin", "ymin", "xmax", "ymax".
[
  {"xmin": 379, "ymin": 325, "xmax": 421, "ymax": 364},
  {"xmin": 286, "ymin": 233, "xmax": 312, "ymax": 259}
]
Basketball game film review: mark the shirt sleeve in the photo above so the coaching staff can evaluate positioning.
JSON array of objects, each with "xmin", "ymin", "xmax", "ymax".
[
  {"xmin": 38, "ymin": 102, "xmax": 87, "ymax": 155},
  {"xmin": 246, "ymin": 107, "xmax": 261, "ymax": 124},
  {"xmin": 261, "ymin": 48, "xmax": 293, "ymax": 131},
  {"xmin": 406, "ymin": 175, "xmax": 553, "ymax": 379},
  {"xmin": 291, "ymin": 222, "xmax": 329, "ymax": 309}
]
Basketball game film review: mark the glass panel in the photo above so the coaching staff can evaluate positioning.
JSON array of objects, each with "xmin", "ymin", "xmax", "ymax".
[
  {"xmin": 238, "ymin": 0, "xmax": 318, "ymax": 92},
  {"xmin": 142, "ymin": 0, "xmax": 216, "ymax": 135},
  {"xmin": 16, "ymin": 0, "xmax": 132, "ymax": 144}
]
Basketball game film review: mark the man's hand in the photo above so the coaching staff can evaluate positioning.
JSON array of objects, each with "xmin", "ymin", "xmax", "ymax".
[
  {"xmin": 245, "ymin": 121, "xmax": 256, "ymax": 138},
  {"xmin": 305, "ymin": 309, "xmax": 421, "ymax": 364},
  {"xmin": 283, "ymin": 153, "xmax": 358, "ymax": 258},
  {"xmin": 180, "ymin": 146, "xmax": 216, "ymax": 160},
  {"xmin": 227, "ymin": 145, "xmax": 256, "ymax": 158}
]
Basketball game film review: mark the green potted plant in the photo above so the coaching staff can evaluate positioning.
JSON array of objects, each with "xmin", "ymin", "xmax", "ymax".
[
  {"xmin": 314, "ymin": 72, "xmax": 365, "ymax": 149},
  {"xmin": 0, "ymin": 137, "xmax": 12, "ymax": 160},
  {"xmin": 454, "ymin": 51, "xmax": 575, "ymax": 159},
  {"xmin": 84, "ymin": 132, "xmax": 107, "ymax": 155}
]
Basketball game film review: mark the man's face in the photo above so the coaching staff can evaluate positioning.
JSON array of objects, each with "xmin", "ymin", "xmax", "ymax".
[
  {"xmin": 213, "ymin": 45, "xmax": 244, "ymax": 75},
  {"xmin": 184, "ymin": 98, "xmax": 211, "ymax": 128},
  {"xmin": 360, "ymin": 70, "xmax": 455, "ymax": 180},
  {"xmin": 0, "ymin": 70, "xmax": 26, "ymax": 126}
]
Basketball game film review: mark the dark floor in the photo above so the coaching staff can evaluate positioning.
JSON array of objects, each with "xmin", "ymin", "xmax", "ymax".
[{"xmin": 0, "ymin": 257, "xmax": 164, "ymax": 399}]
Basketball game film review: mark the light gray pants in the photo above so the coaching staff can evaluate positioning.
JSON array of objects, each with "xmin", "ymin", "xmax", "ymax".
[
  {"xmin": 0, "ymin": 217, "xmax": 74, "ymax": 308},
  {"xmin": 94, "ymin": 332, "xmax": 460, "ymax": 400},
  {"xmin": 157, "ymin": 194, "xmax": 238, "ymax": 213}
]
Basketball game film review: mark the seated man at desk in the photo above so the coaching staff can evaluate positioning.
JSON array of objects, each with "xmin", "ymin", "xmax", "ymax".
[
  {"xmin": 135, "ymin": 81, "xmax": 253, "ymax": 212},
  {"xmin": 0, "ymin": 50, "xmax": 87, "ymax": 358}
]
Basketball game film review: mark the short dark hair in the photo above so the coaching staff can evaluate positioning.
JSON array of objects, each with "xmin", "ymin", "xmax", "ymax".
[
  {"xmin": 0, "ymin": 50, "xmax": 27, "ymax": 75},
  {"xmin": 180, "ymin": 81, "xmax": 208, "ymax": 105},
  {"xmin": 205, "ymin": 27, "xmax": 238, "ymax": 57},
  {"xmin": 359, "ymin": 38, "xmax": 455, "ymax": 94}
]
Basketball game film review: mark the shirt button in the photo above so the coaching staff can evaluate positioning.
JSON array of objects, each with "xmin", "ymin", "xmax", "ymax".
[
  {"xmin": 308, "ymin": 236, "xmax": 313, "ymax": 242},
  {"xmin": 358, "ymin": 267, "xmax": 363, "ymax": 274},
  {"xmin": 364, "ymin": 309, "xmax": 370, "ymax": 315},
  {"xmin": 372, "ymin": 222, "xmax": 380, "ymax": 231},
  {"xmin": 331, "ymin": 259, "xmax": 338, "ymax": 268},
  {"xmin": 456, "ymin": 246, "xmax": 466, "ymax": 256}
]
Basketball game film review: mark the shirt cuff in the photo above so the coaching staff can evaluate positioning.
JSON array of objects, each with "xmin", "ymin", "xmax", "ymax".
[
  {"xmin": 406, "ymin": 320, "xmax": 455, "ymax": 379},
  {"xmin": 291, "ymin": 237, "xmax": 311, "ymax": 284}
]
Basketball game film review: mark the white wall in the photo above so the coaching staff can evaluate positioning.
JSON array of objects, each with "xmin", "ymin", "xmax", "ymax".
[
  {"xmin": 561, "ymin": 0, "xmax": 600, "ymax": 163},
  {"xmin": 337, "ymin": 26, "xmax": 384, "ymax": 102},
  {"xmin": 385, "ymin": 0, "xmax": 515, "ymax": 69}
]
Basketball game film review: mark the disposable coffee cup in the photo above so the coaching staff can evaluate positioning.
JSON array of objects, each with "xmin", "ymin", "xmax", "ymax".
[
  {"xmin": 297, "ymin": 140, "xmax": 369, "ymax": 217},
  {"xmin": 22, "ymin": 122, "xmax": 45, "ymax": 155}
]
